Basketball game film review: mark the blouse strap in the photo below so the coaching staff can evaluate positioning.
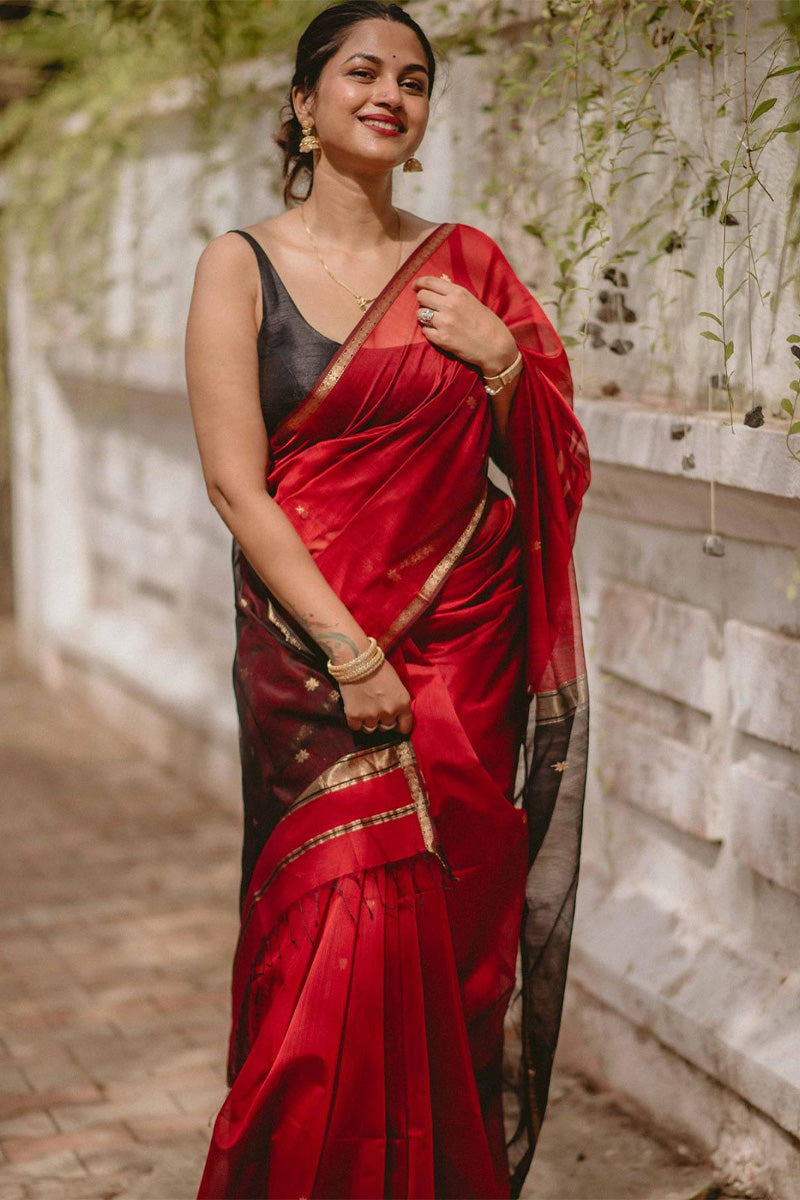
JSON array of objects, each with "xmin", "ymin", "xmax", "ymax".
[{"xmin": 227, "ymin": 228, "xmax": 278, "ymax": 321}]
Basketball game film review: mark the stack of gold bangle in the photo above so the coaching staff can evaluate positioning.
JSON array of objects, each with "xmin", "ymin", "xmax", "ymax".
[
  {"xmin": 483, "ymin": 347, "xmax": 523, "ymax": 395},
  {"xmin": 327, "ymin": 636, "xmax": 385, "ymax": 684}
]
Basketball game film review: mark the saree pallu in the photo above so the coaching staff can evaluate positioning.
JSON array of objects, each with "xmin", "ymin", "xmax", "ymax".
[{"xmin": 197, "ymin": 221, "xmax": 591, "ymax": 1199}]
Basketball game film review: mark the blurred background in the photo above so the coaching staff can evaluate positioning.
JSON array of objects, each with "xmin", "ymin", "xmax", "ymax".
[{"xmin": 1, "ymin": 2, "xmax": 799, "ymax": 1197}]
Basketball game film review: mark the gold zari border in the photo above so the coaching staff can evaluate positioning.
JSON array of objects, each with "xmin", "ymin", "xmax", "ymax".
[
  {"xmin": 289, "ymin": 742, "xmax": 404, "ymax": 814},
  {"xmin": 379, "ymin": 481, "xmax": 489, "ymax": 649},
  {"xmin": 265, "ymin": 597, "xmax": 308, "ymax": 653},
  {"xmin": 535, "ymin": 674, "xmax": 589, "ymax": 724},
  {"xmin": 278, "ymin": 223, "xmax": 456, "ymax": 436},
  {"xmin": 240, "ymin": 801, "xmax": 418, "ymax": 938}
]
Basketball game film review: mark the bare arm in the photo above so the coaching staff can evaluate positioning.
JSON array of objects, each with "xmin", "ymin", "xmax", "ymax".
[{"xmin": 184, "ymin": 233, "xmax": 412, "ymax": 732}]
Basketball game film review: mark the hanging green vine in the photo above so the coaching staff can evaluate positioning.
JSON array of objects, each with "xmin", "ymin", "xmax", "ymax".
[
  {"xmin": 435, "ymin": 0, "xmax": 800, "ymax": 455},
  {"xmin": 0, "ymin": 0, "xmax": 320, "ymax": 334},
  {"xmin": 1, "ymin": 0, "xmax": 799, "ymax": 464}
]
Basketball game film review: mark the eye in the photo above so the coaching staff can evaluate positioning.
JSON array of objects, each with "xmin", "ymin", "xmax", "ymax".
[{"xmin": 349, "ymin": 69, "xmax": 425, "ymax": 92}]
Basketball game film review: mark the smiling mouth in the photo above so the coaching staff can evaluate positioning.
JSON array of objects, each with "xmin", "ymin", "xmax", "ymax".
[{"xmin": 359, "ymin": 117, "xmax": 405, "ymax": 132}]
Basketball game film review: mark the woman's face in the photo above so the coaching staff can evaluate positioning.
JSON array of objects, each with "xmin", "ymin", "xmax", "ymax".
[{"xmin": 295, "ymin": 18, "xmax": 431, "ymax": 173}]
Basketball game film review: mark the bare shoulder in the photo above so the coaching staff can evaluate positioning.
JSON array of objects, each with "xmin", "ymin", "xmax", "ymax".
[
  {"xmin": 193, "ymin": 226, "xmax": 257, "ymax": 279},
  {"xmin": 396, "ymin": 209, "xmax": 449, "ymax": 244}
]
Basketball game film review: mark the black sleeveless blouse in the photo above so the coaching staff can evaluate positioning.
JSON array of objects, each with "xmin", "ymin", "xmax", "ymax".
[{"xmin": 229, "ymin": 229, "xmax": 341, "ymax": 434}]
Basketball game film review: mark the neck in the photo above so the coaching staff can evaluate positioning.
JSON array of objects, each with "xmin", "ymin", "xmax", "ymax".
[{"xmin": 299, "ymin": 160, "xmax": 398, "ymax": 252}]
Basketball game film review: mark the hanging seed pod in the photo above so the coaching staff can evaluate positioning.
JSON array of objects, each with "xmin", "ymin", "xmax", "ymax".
[
  {"xmin": 744, "ymin": 404, "xmax": 764, "ymax": 427},
  {"xmin": 609, "ymin": 338, "xmax": 634, "ymax": 355},
  {"xmin": 702, "ymin": 534, "xmax": 725, "ymax": 557},
  {"xmin": 603, "ymin": 267, "xmax": 629, "ymax": 288}
]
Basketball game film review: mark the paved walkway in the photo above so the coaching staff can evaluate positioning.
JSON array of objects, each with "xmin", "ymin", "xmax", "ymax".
[{"xmin": 0, "ymin": 620, "xmax": 736, "ymax": 1199}]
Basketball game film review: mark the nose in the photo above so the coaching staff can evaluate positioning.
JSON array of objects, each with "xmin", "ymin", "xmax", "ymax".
[{"xmin": 372, "ymin": 75, "xmax": 404, "ymax": 107}]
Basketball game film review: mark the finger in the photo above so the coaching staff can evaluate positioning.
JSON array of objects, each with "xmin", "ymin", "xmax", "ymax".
[
  {"xmin": 418, "ymin": 323, "xmax": 446, "ymax": 342},
  {"xmin": 396, "ymin": 711, "xmax": 414, "ymax": 734},
  {"xmin": 414, "ymin": 287, "xmax": 448, "ymax": 308},
  {"xmin": 412, "ymin": 275, "xmax": 451, "ymax": 295}
]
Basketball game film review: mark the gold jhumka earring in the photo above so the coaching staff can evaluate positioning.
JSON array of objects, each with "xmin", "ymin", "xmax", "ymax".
[
  {"xmin": 299, "ymin": 122, "xmax": 321, "ymax": 153},
  {"xmin": 402, "ymin": 156, "xmax": 424, "ymax": 172}
]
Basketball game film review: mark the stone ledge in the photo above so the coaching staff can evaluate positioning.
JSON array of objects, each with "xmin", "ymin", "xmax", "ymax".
[
  {"xmin": 48, "ymin": 343, "xmax": 186, "ymax": 411},
  {"xmin": 726, "ymin": 620, "xmax": 800, "ymax": 754},
  {"xmin": 598, "ymin": 713, "xmax": 719, "ymax": 841},
  {"xmin": 730, "ymin": 765, "xmax": 800, "ymax": 896},
  {"xmin": 23, "ymin": 613, "xmax": 241, "ymax": 809},
  {"xmin": 51, "ymin": 610, "xmax": 237, "ymax": 736},
  {"xmin": 575, "ymin": 397, "xmax": 799, "ymax": 500},
  {"xmin": 559, "ymin": 981, "xmax": 800, "ymax": 1197},
  {"xmin": 596, "ymin": 580, "xmax": 717, "ymax": 712},
  {"xmin": 571, "ymin": 871, "xmax": 800, "ymax": 1140}
]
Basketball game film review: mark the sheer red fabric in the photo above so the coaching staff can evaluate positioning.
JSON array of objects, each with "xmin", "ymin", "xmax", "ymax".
[{"xmin": 197, "ymin": 222, "xmax": 591, "ymax": 1198}]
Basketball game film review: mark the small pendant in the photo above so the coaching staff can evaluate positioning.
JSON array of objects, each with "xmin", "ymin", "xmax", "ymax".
[{"xmin": 355, "ymin": 295, "xmax": 370, "ymax": 312}]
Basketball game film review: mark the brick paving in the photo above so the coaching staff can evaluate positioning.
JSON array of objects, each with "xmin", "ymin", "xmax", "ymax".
[{"xmin": 0, "ymin": 619, "xmax": 729, "ymax": 1200}]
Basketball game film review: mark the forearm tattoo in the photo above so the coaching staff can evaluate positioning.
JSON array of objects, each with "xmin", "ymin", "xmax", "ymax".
[{"xmin": 283, "ymin": 600, "xmax": 362, "ymax": 663}]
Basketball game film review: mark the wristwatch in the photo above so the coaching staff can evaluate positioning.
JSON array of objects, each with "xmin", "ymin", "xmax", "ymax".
[{"xmin": 483, "ymin": 347, "xmax": 523, "ymax": 395}]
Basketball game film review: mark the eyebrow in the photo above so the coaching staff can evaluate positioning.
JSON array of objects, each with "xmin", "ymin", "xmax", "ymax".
[{"xmin": 342, "ymin": 51, "xmax": 429, "ymax": 76}]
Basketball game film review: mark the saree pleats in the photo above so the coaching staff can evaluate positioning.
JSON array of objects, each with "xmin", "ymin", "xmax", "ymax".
[{"xmin": 197, "ymin": 222, "xmax": 591, "ymax": 1199}]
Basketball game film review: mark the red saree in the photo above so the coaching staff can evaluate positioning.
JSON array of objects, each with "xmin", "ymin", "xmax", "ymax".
[{"xmin": 197, "ymin": 221, "xmax": 591, "ymax": 1199}]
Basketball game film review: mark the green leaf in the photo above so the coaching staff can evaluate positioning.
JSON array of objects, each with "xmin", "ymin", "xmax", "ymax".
[
  {"xmin": 699, "ymin": 310, "xmax": 722, "ymax": 325},
  {"xmin": 724, "ymin": 341, "xmax": 734, "ymax": 362},
  {"xmin": 720, "ymin": 159, "xmax": 731, "ymax": 172},
  {"xmin": 774, "ymin": 123, "xmax": 800, "ymax": 134},
  {"xmin": 791, "ymin": 380, "xmax": 800, "ymax": 392},
  {"xmin": 787, "ymin": 335, "xmax": 800, "ymax": 343},
  {"xmin": 716, "ymin": 266, "xmax": 724, "ymax": 289},
  {"xmin": 750, "ymin": 97, "xmax": 778, "ymax": 121},
  {"xmin": 768, "ymin": 64, "xmax": 800, "ymax": 77},
  {"xmin": 700, "ymin": 330, "xmax": 722, "ymax": 343},
  {"xmin": 781, "ymin": 397, "xmax": 796, "ymax": 415},
  {"xmin": 789, "ymin": 422, "xmax": 800, "ymax": 435}
]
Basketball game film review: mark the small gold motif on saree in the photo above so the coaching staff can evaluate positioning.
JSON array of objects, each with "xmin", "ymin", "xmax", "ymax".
[
  {"xmin": 295, "ymin": 503, "xmax": 308, "ymax": 518},
  {"xmin": 533, "ymin": 540, "xmax": 542, "ymax": 551},
  {"xmin": 329, "ymin": 689, "xmax": 340, "ymax": 702},
  {"xmin": 551, "ymin": 760, "xmax": 568, "ymax": 772},
  {"xmin": 304, "ymin": 678, "xmax": 320, "ymax": 691},
  {"xmin": 295, "ymin": 748, "xmax": 310, "ymax": 763},
  {"xmin": 238, "ymin": 596, "xmax": 249, "ymax": 608},
  {"xmin": 387, "ymin": 568, "xmax": 401, "ymax": 582}
]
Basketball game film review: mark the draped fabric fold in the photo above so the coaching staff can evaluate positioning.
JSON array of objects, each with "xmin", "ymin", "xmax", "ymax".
[{"xmin": 197, "ymin": 222, "xmax": 591, "ymax": 1199}]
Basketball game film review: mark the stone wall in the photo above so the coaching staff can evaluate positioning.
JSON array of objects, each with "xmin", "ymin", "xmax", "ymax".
[{"xmin": 564, "ymin": 401, "xmax": 800, "ymax": 1195}]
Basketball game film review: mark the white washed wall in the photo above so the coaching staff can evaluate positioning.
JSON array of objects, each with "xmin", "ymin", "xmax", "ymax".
[
  {"xmin": 564, "ymin": 404, "xmax": 800, "ymax": 1195},
  {"xmin": 6, "ymin": 4, "xmax": 800, "ymax": 1192}
]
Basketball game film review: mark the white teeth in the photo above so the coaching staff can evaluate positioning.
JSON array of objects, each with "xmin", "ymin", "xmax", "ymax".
[{"xmin": 361, "ymin": 119, "xmax": 401, "ymax": 130}]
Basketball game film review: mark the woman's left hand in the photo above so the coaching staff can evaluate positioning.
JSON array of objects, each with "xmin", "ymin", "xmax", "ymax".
[{"xmin": 411, "ymin": 273, "xmax": 518, "ymax": 377}]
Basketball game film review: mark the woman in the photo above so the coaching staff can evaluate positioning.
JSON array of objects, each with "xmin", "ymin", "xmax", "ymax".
[{"xmin": 185, "ymin": 2, "xmax": 591, "ymax": 1196}]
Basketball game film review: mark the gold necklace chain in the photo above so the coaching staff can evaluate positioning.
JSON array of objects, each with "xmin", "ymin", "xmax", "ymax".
[{"xmin": 300, "ymin": 205, "xmax": 403, "ymax": 313}]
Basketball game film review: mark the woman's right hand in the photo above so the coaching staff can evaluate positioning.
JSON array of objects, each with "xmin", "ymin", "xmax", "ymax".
[{"xmin": 338, "ymin": 659, "xmax": 414, "ymax": 736}]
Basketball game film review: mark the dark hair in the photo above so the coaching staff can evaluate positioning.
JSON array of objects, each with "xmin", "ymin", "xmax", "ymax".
[{"xmin": 275, "ymin": 1, "xmax": 436, "ymax": 206}]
